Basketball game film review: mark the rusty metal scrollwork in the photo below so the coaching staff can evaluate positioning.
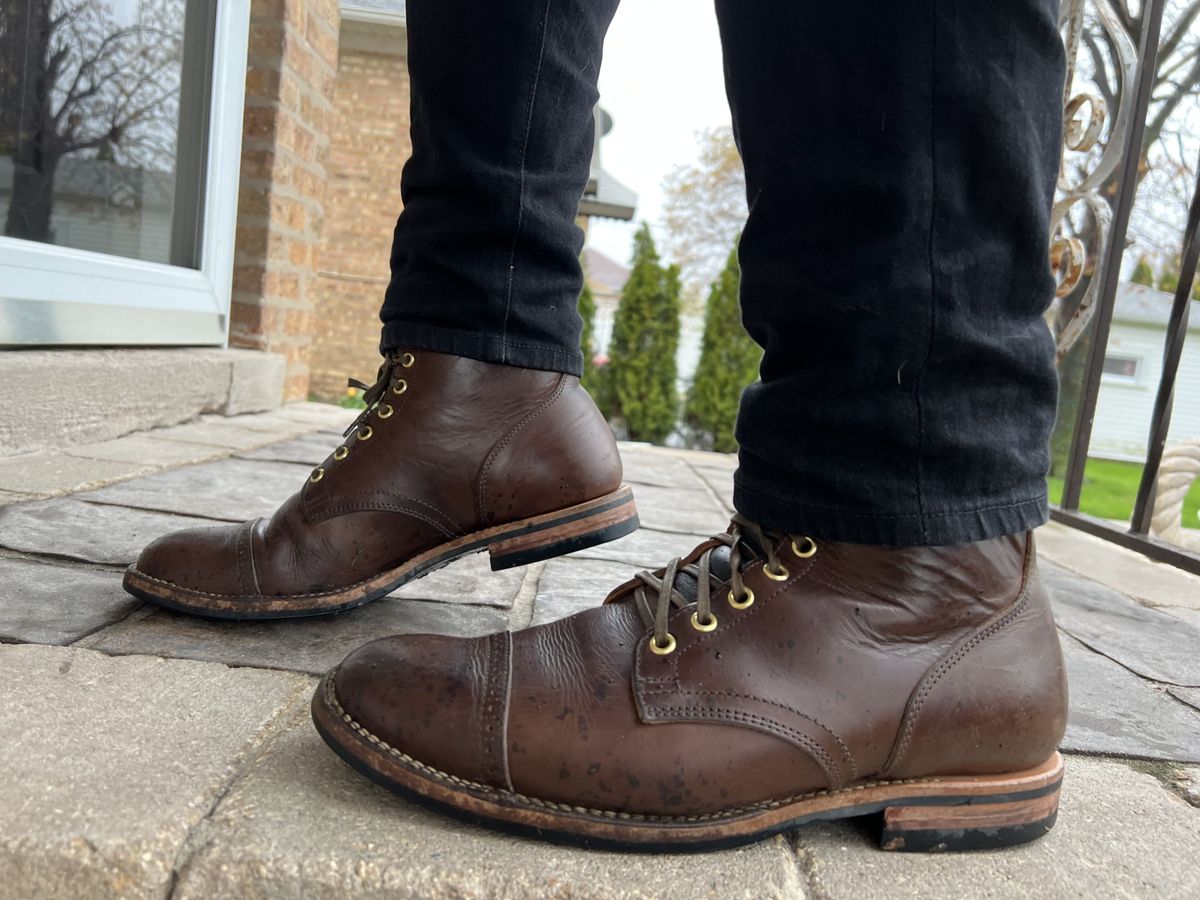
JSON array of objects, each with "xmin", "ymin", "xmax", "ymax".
[{"xmin": 1049, "ymin": 0, "xmax": 1139, "ymax": 361}]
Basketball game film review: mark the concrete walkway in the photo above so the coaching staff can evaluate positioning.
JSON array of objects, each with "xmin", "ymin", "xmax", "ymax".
[{"xmin": 0, "ymin": 403, "xmax": 1198, "ymax": 899}]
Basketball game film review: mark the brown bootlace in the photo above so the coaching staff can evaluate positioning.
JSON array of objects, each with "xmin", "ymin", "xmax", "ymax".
[
  {"xmin": 309, "ymin": 351, "xmax": 415, "ymax": 484},
  {"xmin": 630, "ymin": 515, "xmax": 813, "ymax": 654}
]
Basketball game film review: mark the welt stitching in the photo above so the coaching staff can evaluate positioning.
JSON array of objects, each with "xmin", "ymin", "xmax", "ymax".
[
  {"xmin": 499, "ymin": 0, "xmax": 553, "ymax": 354},
  {"xmin": 890, "ymin": 591, "xmax": 1030, "ymax": 770},
  {"xmin": 311, "ymin": 490, "xmax": 462, "ymax": 536},
  {"xmin": 476, "ymin": 375, "xmax": 566, "ymax": 519},
  {"xmin": 642, "ymin": 687, "xmax": 856, "ymax": 780},
  {"xmin": 326, "ymin": 678, "xmax": 946, "ymax": 823},
  {"xmin": 654, "ymin": 705, "xmax": 840, "ymax": 786},
  {"xmin": 317, "ymin": 502, "xmax": 457, "ymax": 538},
  {"xmin": 244, "ymin": 518, "xmax": 263, "ymax": 596},
  {"xmin": 480, "ymin": 633, "xmax": 512, "ymax": 790},
  {"xmin": 235, "ymin": 519, "xmax": 251, "ymax": 595}
]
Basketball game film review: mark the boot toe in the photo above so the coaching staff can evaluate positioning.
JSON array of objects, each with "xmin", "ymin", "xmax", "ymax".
[
  {"xmin": 132, "ymin": 524, "xmax": 248, "ymax": 596},
  {"xmin": 331, "ymin": 633, "xmax": 504, "ymax": 788}
]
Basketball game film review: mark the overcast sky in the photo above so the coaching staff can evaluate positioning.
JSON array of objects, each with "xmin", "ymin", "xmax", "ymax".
[{"xmin": 587, "ymin": 1, "xmax": 732, "ymax": 267}]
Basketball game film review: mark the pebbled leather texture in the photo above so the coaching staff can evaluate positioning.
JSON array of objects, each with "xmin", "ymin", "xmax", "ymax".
[
  {"xmin": 331, "ymin": 528, "xmax": 1068, "ymax": 817},
  {"xmin": 131, "ymin": 351, "xmax": 622, "ymax": 601}
]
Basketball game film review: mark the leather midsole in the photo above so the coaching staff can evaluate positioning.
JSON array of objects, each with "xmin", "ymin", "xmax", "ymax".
[
  {"xmin": 124, "ymin": 485, "xmax": 636, "ymax": 613},
  {"xmin": 312, "ymin": 672, "xmax": 1064, "ymax": 845}
]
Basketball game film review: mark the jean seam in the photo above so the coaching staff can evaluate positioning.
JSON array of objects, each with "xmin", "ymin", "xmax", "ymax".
[
  {"xmin": 500, "ymin": 0, "xmax": 554, "ymax": 362},
  {"xmin": 913, "ymin": 0, "xmax": 940, "ymax": 545}
]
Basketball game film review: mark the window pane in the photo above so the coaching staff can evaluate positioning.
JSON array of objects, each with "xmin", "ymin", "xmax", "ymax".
[
  {"xmin": 1102, "ymin": 355, "xmax": 1139, "ymax": 377},
  {"xmin": 0, "ymin": 0, "xmax": 192, "ymax": 266}
]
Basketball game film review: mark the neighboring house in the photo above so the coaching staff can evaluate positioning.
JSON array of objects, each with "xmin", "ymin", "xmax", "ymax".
[
  {"xmin": 582, "ymin": 246, "xmax": 629, "ymax": 358},
  {"xmin": 1090, "ymin": 283, "xmax": 1200, "ymax": 461},
  {"xmin": 309, "ymin": 0, "xmax": 637, "ymax": 400},
  {"xmin": 0, "ymin": 0, "xmax": 635, "ymax": 407}
]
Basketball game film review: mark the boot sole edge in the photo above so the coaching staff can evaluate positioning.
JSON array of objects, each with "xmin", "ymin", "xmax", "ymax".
[
  {"xmin": 311, "ymin": 673, "xmax": 1065, "ymax": 854},
  {"xmin": 122, "ymin": 485, "xmax": 638, "ymax": 620}
]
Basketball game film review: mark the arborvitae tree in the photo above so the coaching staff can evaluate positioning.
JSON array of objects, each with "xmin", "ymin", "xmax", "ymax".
[
  {"xmin": 607, "ymin": 224, "xmax": 680, "ymax": 443},
  {"xmin": 578, "ymin": 275, "xmax": 597, "ymax": 385},
  {"xmin": 1158, "ymin": 258, "xmax": 1181, "ymax": 295},
  {"xmin": 1130, "ymin": 256, "xmax": 1155, "ymax": 287},
  {"xmin": 684, "ymin": 248, "xmax": 762, "ymax": 453}
]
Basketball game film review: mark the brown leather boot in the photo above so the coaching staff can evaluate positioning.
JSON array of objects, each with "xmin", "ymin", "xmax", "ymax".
[
  {"xmin": 124, "ymin": 351, "xmax": 637, "ymax": 619},
  {"xmin": 313, "ymin": 519, "xmax": 1068, "ymax": 852}
]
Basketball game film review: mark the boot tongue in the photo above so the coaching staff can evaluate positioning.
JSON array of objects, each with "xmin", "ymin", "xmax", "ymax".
[{"xmin": 666, "ymin": 541, "xmax": 741, "ymax": 604}]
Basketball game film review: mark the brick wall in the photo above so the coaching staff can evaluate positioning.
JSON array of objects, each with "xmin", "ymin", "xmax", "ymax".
[
  {"xmin": 230, "ymin": 0, "xmax": 341, "ymax": 401},
  {"xmin": 308, "ymin": 24, "xmax": 411, "ymax": 401}
]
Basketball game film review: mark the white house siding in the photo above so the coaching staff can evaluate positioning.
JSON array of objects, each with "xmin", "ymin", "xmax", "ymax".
[{"xmin": 1090, "ymin": 287, "xmax": 1200, "ymax": 461}]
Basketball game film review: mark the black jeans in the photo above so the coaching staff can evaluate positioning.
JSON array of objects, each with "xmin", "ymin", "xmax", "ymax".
[{"xmin": 381, "ymin": 0, "xmax": 1065, "ymax": 547}]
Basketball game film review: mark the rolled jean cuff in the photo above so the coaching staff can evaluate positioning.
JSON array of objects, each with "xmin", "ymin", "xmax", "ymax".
[
  {"xmin": 733, "ymin": 473, "xmax": 1049, "ymax": 547},
  {"xmin": 380, "ymin": 322, "xmax": 583, "ymax": 377}
]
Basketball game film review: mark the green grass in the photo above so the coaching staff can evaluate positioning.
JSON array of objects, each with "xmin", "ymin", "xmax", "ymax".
[{"xmin": 1047, "ymin": 457, "xmax": 1200, "ymax": 529}]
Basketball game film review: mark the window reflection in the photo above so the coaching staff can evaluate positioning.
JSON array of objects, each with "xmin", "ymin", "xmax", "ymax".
[{"xmin": 0, "ymin": 0, "xmax": 186, "ymax": 265}]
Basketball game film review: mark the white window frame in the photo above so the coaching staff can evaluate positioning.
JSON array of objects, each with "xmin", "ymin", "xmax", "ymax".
[
  {"xmin": 0, "ymin": 0, "xmax": 249, "ymax": 347},
  {"xmin": 1100, "ymin": 353, "xmax": 1142, "ymax": 385}
]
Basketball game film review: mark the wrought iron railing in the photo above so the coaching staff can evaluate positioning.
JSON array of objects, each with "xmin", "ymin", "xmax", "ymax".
[{"xmin": 1049, "ymin": 0, "xmax": 1200, "ymax": 574}]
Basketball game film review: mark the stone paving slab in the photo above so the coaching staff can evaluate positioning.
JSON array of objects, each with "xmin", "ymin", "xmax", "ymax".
[
  {"xmin": 0, "ymin": 556, "xmax": 140, "ymax": 645},
  {"xmin": 235, "ymin": 432, "xmax": 339, "ymax": 466},
  {"xmin": 531, "ymin": 557, "xmax": 643, "ymax": 627},
  {"xmin": 620, "ymin": 482, "xmax": 730, "ymax": 535},
  {"xmin": 1172, "ymin": 686, "xmax": 1200, "ymax": 713},
  {"xmin": 0, "ymin": 452, "xmax": 152, "ymax": 496},
  {"xmin": 0, "ymin": 644, "xmax": 311, "ymax": 900},
  {"xmin": 0, "ymin": 498, "xmax": 216, "ymax": 566},
  {"xmin": 142, "ymin": 419, "xmax": 300, "ymax": 451},
  {"xmin": 619, "ymin": 449, "xmax": 712, "ymax": 491},
  {"xmin": 61, "ymin": 433, "xmax": 228, "ymax": 468},
  {"xmin": 257, "ymin": 401, "xmax": 359, "ymax": 429},
  {"xmin": 1059, "ymin": 636, "xmax": 1200, "ymax": 763},
  {"xmin": 569, "ymin": 526, "xmax": 712, "ymax": 569},
  {"xmin": 796, "ymin": 755, "xmax": 1200, "ymax": 899},
  {"xmin": 80, "ymin": 597, "xmax": 509, "ymax": 676},
  {"xmin": 1037, "ymin": 521, "xmax": 1200, "ymax": 612},
  {"xmin": 76, "ymin": 457, "xmax": 308, "ymax": 522},
  {"xmin": 690, "ymin": 464, "xmax": 736, "ymax": 513},
  {"xmin": 173, "ymin": 717, "xmax": 805, "ymax": 900},
  {"xmin": 388, "ymin": 550, "xmax": 525, "ymax": 608},
  {"xmin": 1044, "ymin": 564, "xmax": 1200, "ymax": 687}
]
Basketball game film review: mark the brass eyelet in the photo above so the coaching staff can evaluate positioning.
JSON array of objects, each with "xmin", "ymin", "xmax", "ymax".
[
  {"xmin": 764, "ymin": 562, "xmax": 790, "ymax": 581},
  {"xmin": 392, "ymin": 379, "xmax": 408, "ymax": 395},
  {"xmin": 309, "ymin": 467, "xmax": 324, "ymax": 484},
  {"xmin": 333, "ymin": 446, "xmax": 349, "ymax": 461},
  {"xmin": 358, "ymin": 426, "xmax": 373, "ymax": 441},
  {"xmin": 400, "ymin": 352, "xmax": 415, "ymax": 368},
  {"xmin": 792, "ymin": 536, "xmax": 818, "ymax": 559},
  {"xmin": 649, "ymin": 633, "xmax": 677, "ymax": 655},
  {"xmin": 378, "ymin": 403, "xmax": 394, "ymax": 419},
  {"xmin": 727, "ymin": 586, "xmax": 755, "ymax": 610},
  {"xmin": 690, "ymin": 611, "xmax": 718, "ymax": 633}
]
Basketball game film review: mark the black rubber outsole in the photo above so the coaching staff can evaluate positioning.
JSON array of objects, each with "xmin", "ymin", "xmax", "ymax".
[{"xmin": 311, "ymin": 696, "xmax": 1062, "ymax": 855}]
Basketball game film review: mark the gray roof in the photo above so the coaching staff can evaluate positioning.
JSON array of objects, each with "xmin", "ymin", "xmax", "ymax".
[
  {"xmin": 340, "ymin": 0, "xmax": 405, "ymax": 20},
  {"xmin": 579, "ymin": 168, "xmax": 637, "ymax": 221},
  {"xmin": 1114, "ymin": 282, "xmax": 1200, "ymax": 331}
]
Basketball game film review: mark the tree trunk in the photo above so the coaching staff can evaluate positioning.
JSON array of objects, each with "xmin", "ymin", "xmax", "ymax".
[
  {"xmin": 2, "ymin": 0, "xmax": 58, "ymax": 242},
  {"xmin": 5, "ymin": 153, "xmax": 59, "ymax": 241}
]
